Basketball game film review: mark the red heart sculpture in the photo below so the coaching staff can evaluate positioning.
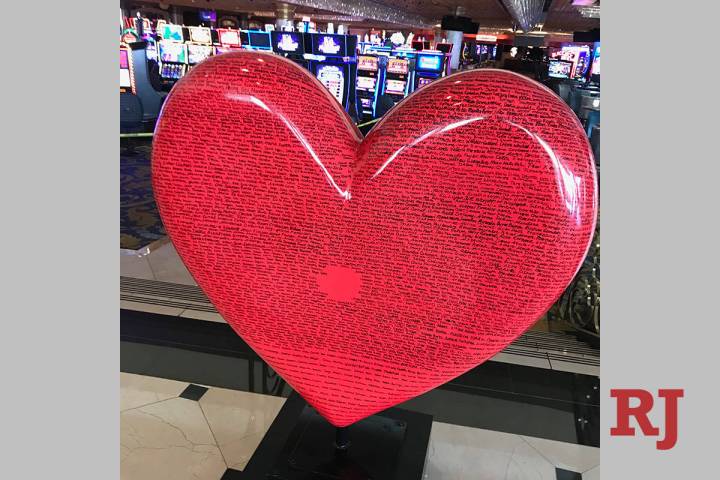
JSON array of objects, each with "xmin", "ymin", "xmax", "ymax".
[{"xmin": 152, "ymin": 51, "xmax": 597, "ymax": 426}]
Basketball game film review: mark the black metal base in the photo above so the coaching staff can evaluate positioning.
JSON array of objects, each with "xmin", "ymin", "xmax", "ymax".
[{"xmin": 223, "ymin": 392, "xmax": 433, "ymax": 480}]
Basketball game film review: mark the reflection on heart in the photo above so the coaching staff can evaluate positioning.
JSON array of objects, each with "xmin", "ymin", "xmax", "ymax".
[{"xmin": 152, "ymin": 51, "xmax": 597, "ymax": 426}]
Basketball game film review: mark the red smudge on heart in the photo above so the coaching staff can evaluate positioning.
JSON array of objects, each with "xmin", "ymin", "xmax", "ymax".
[
  {"xmin": 152, "ymin": 51, "xmax": 597, "ymax": 426},
  {"xmin": 316, "ymin": 266, "xmax": 362, "ymax": 302}
]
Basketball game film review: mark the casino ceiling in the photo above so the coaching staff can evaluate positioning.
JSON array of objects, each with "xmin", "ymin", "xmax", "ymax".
[{"xmin": 129, "ymin": 0, "xmax": 599, "ymax": 32}]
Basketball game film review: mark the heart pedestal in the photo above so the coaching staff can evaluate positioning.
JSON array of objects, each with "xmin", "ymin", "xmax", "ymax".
[{"xmin": 230, "ymin": 391, "xmax": 432, "ymax": 480}]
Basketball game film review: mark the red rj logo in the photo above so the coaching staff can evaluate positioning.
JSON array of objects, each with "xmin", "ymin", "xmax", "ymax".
[{"xmin": 610, "ymin": 389, "xmax": 684, "ymax": 450}]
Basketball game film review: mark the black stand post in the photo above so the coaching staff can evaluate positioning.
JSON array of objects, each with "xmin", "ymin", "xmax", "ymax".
[
  {"xmin": 335, "ymin": 426, "xmax": 351, "ymax": 452},
  {"xmin": 227, "ymin": 392, "xmax": 432, "ymax": 480}
]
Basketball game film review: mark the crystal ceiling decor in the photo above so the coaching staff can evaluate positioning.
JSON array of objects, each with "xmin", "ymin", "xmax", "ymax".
[
  {"xmin": 282, "ymin": 0, "xmax": 435, "ymax": 28},
  {"xmin": 251, "ymin": 11, "xmax": 367, "ymax": 23},
  {"xmin": 500, "ymin": 0, "xmax": 546, "ymax": 32},
  {"xmin": 577, "ymin": 6, "xmax": 600, "ymax": 18}
]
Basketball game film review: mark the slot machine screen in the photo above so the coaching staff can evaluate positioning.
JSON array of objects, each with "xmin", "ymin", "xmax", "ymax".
[
  {"xmin": 160, "ymin": 24, "xmax": 184, "ymax": 42},
  {"xmin": 159, "ymin": 41, "xmax": 187, "ymax": 63},
  {"xmin": 417, "ymin": 54, "xmax": 442, "ymax": 72},
  {"xmin": 411, "ymin": 40, "xmax": 423, "ymax": 51},
  {"xmin": 188, "ymin": 44, "xmax": 213, "ymax": 64},
  {"xmin": 357, "ymin": 56, "xmax": 378, "ymax": 71},
  {"xmin": 417, "ymin": 77, "xmax": 433, "ymax": 89},
  {"xmin": 385, "ymin": 79, "xmax": 406, "ymax": 95},
  {"xmin": 316, "ymin": 65, "xmax": 345, "ymax": 104},
  {"xmin": 120, "ymin": 49, "xmax": 131, "ymax": 88},
  {"xmin": 248, "ymin": 31, "xmax": 271, "ymax": 49},
  {"xmin": 548, "ymin": 60, "xmax": 573, "ymax": 79},
  {"xmin": 314, "ymin": 34, "xmax": 346, "ymax": 56},
  {"xmin": 189, "ymin": 27, "xmax": 212, "ymax": 45},
  {"xmin": 218, "ymin": 29, "xmax": 240, "ymax": 46},
  {"xmin": 386, "ymin": 59, "xmax": 408, "ymax": 74},
  {"xmin": 360, "ymin": 98, "xmax": 372, "ymax": 109},
  {"xmin": 356, "ymin": 76, "xmax": 377, "ymax": 90},
  {"xmin": 272, "ymin": 31, "xmax": 303, "ymax": 53}
]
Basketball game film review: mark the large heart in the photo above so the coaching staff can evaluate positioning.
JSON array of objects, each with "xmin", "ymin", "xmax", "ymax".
[{"xmin": 152, "ymin": 51, "xmax": 597, "ymax": 426}]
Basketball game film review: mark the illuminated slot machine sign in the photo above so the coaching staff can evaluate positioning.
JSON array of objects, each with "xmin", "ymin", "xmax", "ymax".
[
  {"xmin": 548, "ymin": 59, "xmax": 573, "ymax": 79},
  {"xmin": 216, "ymin": 29, "xmax": 241, "ymax": 54},
  {"xmin": 357, "ymin": 55, "xmax": 378, "ymax": 71},
  {"xmin": 120, "ymin": 45, "xmax": 134, "ymax": 94},
  {"xmin": 271, "ymin": 31, "xmax": 303, "ymax": 54},
  {"xmin": 160, "ymin": 24, "xmax": 184, "ymax": 43},
  {"xmin": 386, "ymin": 58, "xmax": 408, "ymax": 74},
  {"xmin": 189, "ymin": 26, "xmax": 212, "ymax": 45},
  {"xmin": 187, "ymin": 44, "xmax": 213, "ymax": 65},
  {"xmin": 316, "ymin": 34, "xmax": 343, "ymax": 55}
]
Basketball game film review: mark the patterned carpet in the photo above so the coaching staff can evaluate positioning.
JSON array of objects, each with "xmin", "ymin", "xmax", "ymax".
[{"xmin": 120, "ymin": 139, "xmax": 166, "ymax": 250}]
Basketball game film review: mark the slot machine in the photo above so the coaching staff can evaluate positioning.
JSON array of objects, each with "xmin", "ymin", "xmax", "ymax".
[
  {"xmin": 558, "ymin": 44, "xmax": 592, "ymax": 80},
  {"xmin": 308, "ymin": 33, "xmax": 358, "ymax": 113},
  {"xmin": 120, "ymin": 42, "xmax": 166, "ymax": 129},
  {"xmin": 186, "ymin": 26, "xmax": 213, "ymax": 70},
  {"xmin": 270, "ymin": 31, "xmax": 307, "ymax": 68},
  {"xmin": 381, "ymin": 57, "xmax": 411, "ymax": 106},
  {"xmin": 355, "ymin": 55, "xmax": 382, "ymax": 121},
  {"xmin": 413, "ymin": 51, "xmax": 445, "ymax": 90},
  {"xmin": 157, "ymin": 24, "xmax": 187, "ymax": 85},
  {"xmin": 215, "ymin": 28, "xmax": 241, "ymax": 55}
]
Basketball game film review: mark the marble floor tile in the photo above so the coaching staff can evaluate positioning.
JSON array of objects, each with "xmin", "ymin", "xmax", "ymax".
[
  {"xmin": 582, "ymin": 465, "xmax": 599, "ymax": 480},
  {"xmin": 423, "ymin": 422, "xmax": 556, "ymax": 480},
  {"xmin": 199, "ymin": 387, "xmax": 286, "ymax": 471},
  {"xmin": 121, "ymin": 397, "xmax": 226, "ymax": 480},
  {"xmin": 521, "ymin": 435, "xmax": 600, "ymax": 474},
  {"xmin": 146, "ymin": 243, "xmax": 196, "ymax": 285},
  {"xmin": 120, "ymin": 252, "xmax": 155, "ymax": 280},
  {"xmin": 200, "ymin": 388, "xmax": 285, "ymax": 470},
  {"xmin": 120, "ymin": 372, "xmax": 189, "ymax": 411}
]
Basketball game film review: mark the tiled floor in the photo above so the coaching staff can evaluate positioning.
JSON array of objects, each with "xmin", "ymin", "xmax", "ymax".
[
  {"xmin": 120, "ymin": 372, "xmax": 599, "ymax": 480},
  {"xmin": 121, "ymin": 242, "xmax": 196, "ymax": 285}
]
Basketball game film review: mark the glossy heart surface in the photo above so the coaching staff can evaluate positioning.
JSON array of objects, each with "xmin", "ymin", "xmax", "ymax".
[{"xmin": 152, "ymin": 51, "xmax": 597, "ymax": 426}]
